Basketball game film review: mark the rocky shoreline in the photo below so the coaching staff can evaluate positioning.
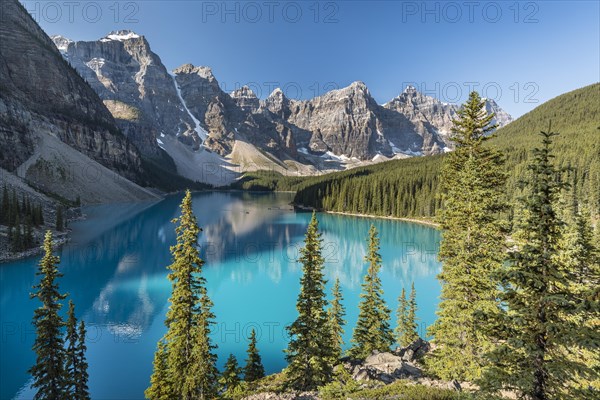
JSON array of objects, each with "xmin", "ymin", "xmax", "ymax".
[{"xmin": 0, "ymin": 234, "xmax": 70, "ymax": 263}]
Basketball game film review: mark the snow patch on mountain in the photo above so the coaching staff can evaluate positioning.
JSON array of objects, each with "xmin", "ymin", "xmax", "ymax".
[
  {"xmin": 100, "ymin": 30, "xmax": 140, "ymax": 42},
  {"xmin": 85, "ymin": 58, "xmax": 105, "ymax": 72},
  {"xmin": 171, "ymin": 75, "xmax": 208, "ymax": 140}
]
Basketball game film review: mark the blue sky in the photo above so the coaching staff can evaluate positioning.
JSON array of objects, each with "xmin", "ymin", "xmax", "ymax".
[{"xmin": 22, "ymin": 0, "xmax": 600, "ymax": 117}]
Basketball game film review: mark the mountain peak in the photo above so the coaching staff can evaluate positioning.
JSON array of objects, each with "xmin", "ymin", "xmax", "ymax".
[
  {"xmin": 349, "ymin": 81, "xmax": 369, "ymax": 92},
  {"xmin": 100, "ymin": 30, "xmax": 141, "ymax": 42},
  {"xmin": 403, "ymin": 85, "xmax": 418, "ymax": 94},
  {"xmin": 50, "ymin": 35, "xmax": 73, "ymax": 52},
  {"xmin": 173, "ymin": 64, "xmax": 214, "ymax": 79},
  {"xmin": 231, "ymin": 85, "xmax": 257, "ymax": 99},
  {"xmin": 268, "ymin": 87, "xmax": 285, "ymax": 98},
  {"xmin": 332, "ymin": 81, "xmax": 370, "ymax": 98}
]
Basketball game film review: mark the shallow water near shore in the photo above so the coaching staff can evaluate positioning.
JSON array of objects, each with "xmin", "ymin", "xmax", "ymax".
[{"xmin": 0, "ymin": 191, "xmax": 442, "ymax": 399}]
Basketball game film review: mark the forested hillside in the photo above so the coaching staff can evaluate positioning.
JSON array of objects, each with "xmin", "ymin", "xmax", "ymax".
[{"xmin": 290, "ymin": 83, "xmax": 600, "ymax": 219}]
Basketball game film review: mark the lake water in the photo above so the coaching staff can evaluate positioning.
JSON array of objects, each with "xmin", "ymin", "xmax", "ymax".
[{"xmin": 0, "ymin": 191, "xmax": 442, "ymax": 399}]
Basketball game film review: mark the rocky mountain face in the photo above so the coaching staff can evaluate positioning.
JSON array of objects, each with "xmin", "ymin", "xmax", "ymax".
[
  {"xmin": 50, "ymin": 29, "xmax": 513, "ymax": 182},
  {"xmin": 53, "ymin": 30, "xmax": 197, "ymax": 157},
  {"xmin": 0, "ymin": 0, "xmax": 156, "ymax": 203},
  {"xmin": 383, "ymin": 86, "xmax": 513, "ymax": 153}
]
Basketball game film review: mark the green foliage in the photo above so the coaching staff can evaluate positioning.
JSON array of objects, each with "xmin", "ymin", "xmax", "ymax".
[
  {"xmin": 480, "ymin": 131, "xmax": 600, "ymax": 400},
  {"xmin": 28, "ymin": 231, "xmax": 89, "ymax": 400},
  {"xmin": 146, "ymin": 341, "xmax": 171, "ymax": 400},
  {"xmin": 244, "ymin": 329, "xmax": 265, "ymax": 383},
  {"xmin": 146, "ymin": 191, "xmax": 218, "ymax": 400},
  {"xmin": 427, "ymin": 92, "xmax": 507, "ymax": 382},
  {"xmin": 350, "ymin": 225, "xmax": 394, "ymax": 358},
  {"xmin": 327, "ymin": 278, "xmax": 346, "ymax": 362},
  {"xmin": 64, "ymin": 301, "xmax": 90, "ymax": 400},
  {"xmin": 64, "ymin": 301, "xmax": 78, "ymax": 395},
  {"xmin": 224, "ymin": 372, "xmax": 287, "ymax": 399},
  {"xmin": 220, "ymin": 354, "xmax": 242, "ymax": 398},
  {"xmin": 29, "ymin": 231, "xmax": 68, "ymax": 399},
  {"xmin": 558, "ymin": 205, "xmax": 600, "ymax": 394},
  {"xmin": 396, "ymin": 283, "xmax": 419, "ymax": 347},
  {"xmin": 319, "ymin": 370, "xmax": 474, "ymax": 400},
  {"xmin": 293, "ymin": 155, "xmax": 443, "ymax": 218},
  {"xmin": 292, "ymin": 83, "xmax": 600, "ymax": 219},
  {"xmin": 74, "ymin": 321, "xmax": 90, "ymax": 400},
  {"xmin": 285, "ymin": 212, "xmax": 334, "ymax": 390}
]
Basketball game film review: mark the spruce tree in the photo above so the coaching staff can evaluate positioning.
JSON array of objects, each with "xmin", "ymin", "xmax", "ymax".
[
  {"xmin": 74, "ymin": 321, "xmax": 90, "ymax": 400},
  {"xmin": 29, "ymin": 231, "xmax": 68, "ymax": 399},
  {"xmin": 220, "ymin": 354, "xmax": 242, "ymax": 397},
  {"xmin": 427, "ymin": 91, "xmax": 507, "ymax": 381},
  {"xmin": 407, "ymin": 283, "xmax": 419, "ymax": 342},
  {"xmin": 10, "ymin": 189, "xmax": 18, "ymax": 225},
  {"xmin": 65, "ymin": 301, "xmax": 79, "ymax": 397},
  {"xmin": 327, "ymin": 278, "xmax": 346, "ymax": 362},
  {"xmin": 64, "ymin": 301, "xmax": 90, "ymax": 400},
  {"xmin": 146, "ymin": 341, "xmax": 171, "ymax": 400},
  {"xmin": 350, "ymin": 225, "xmax": 394, "ymax": 359},
  {"xmin": 244, "ymin": 329, "xmax": 265, "ymax": 382},
  {"xmin": 186, "ymin": 306, "xmax": 219, "ymax": 400},
  {"xmin": 12, "ymin": 213, "xmax": 22, "ymax": 252},
  {"xmin": 1, "ymin": 185, "xmax": 8, "ymax": 224},
  {"xmin": 38, "ymin": 205, "xmax": 44, "ymax": 226},
  {"xmin": 56, "ymin": 206, "xmax": 64, "ymax": 232},
  {"xmin": 285, "ymin": 212, "xmax": 333, "ymax": 390},
  {"xmin": 396, "ymin": 283, "xmax": 419, "ymax": 347},
  {"xmin": 559, "ymin": 206, "xmax": 600, "ymax": 395},
  {"xmin": 146, "ymin": 190, "xmax": 218, "ymax": 400},
  {"xmin": 395, "ymin": 287, "xmax": 409, "ymax": 347},
  {"xmin": 481, "ymin": 130, "xmax": 600, "ymax": 399}
]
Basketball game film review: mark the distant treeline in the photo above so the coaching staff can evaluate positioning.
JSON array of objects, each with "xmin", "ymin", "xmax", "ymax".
[{"xmin": 1, "ymin": 186, "xmax": 45, "ymax": 251}]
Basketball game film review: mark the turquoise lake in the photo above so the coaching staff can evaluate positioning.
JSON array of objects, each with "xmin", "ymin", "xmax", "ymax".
[{"xmin": 0, "ymin": 191, "xmax": 442, "ymax": 399}]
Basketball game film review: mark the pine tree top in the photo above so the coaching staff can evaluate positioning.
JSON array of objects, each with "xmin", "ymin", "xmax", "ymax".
[{"xmin": 451, "ymin": 91, "xmax": 498, "ymax": 147}]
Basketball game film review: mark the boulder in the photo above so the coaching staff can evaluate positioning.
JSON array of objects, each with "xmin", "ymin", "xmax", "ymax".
[
  {"xmin": 349, "ymin": 351, "xmax": 423, "ymax": 384},
  {"xmin": 397, "ymin": 337, "xmax": 431, "ymax": 363}
]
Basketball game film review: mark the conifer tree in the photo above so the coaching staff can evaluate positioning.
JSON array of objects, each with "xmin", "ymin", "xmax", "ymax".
[
  {"xmin": 29, "ymin": 231, "xmax": 68, "ymax": 399},
  {"xmin": 1, "ymin": 185, "xmax": 8, "ymax": 224},
  {"xmin": 65, "ymin": 301, "xmax": 79, "ymax": 396},
  {"xmin": 427, "ymin": 91, "xmax": 507, "ymax": 381},
  {"xmin": 220, "ymin": 354, "xmax": 242, "ymax": 397},
  {"xmin": 558, "ymin": 205, "xmax": 600, "ymax": 395},
  {"xmin": 327, "ymin": 278, "xmax": 346, "ymax": 362},
  {"xmin": 285, "ymin": 212, "xmax": 333, "ymax": 390},
  {"xmin": 12, "ymin": 213, "xmax": 22, "ymax": 252},
  {"xmin": 10, "ymin": 189, "xmax": 18, "ymax": 225},
  {"xmin": 38, "ymin": 205, "xmax": 45, "ymax": 226},
  {"xmin": 481, "ymin": 130, "xmax": 600, "ymax": 399},
  {"xmin": 396, "ymin": 284, "xmax": 419, "ymax": 347},
  {"xmin": 395, "ymin": 287, "xmax": 409, "ymax": 347},
  {"xmin": 350, "ymin": 225, "xmax": 394, "ymax": 358},
  {"xmin": 25, "ymin": 216, "xmax": 33, "ymax": 248},
  {"xmin": 64, "ymin": 301, "xmax": 90, "ymax": 400},
  {"xmin": 146, "ymin": 190, "xmax": 218, "ymax": 400},
  {"xmin": 186, "ymin": 307, "xmax": 219, "ymax": 399},
  {"xmin": 407, "ymin": 283, "xmax": 419, "ymax": 342},
  {"xmin": 145, "ymin": 341, "xmax": 171, "ymax": 400},
  {"xmin": 244, "ymin": 329, "xmax": 265, "ymax": 382},
  {"xmin": 56, "ymin": 206, "xmax": 64, "ymax": 232},
  {"xmin": 74, "ymin": 321, "xmax": 90, "ymax": 400}
]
